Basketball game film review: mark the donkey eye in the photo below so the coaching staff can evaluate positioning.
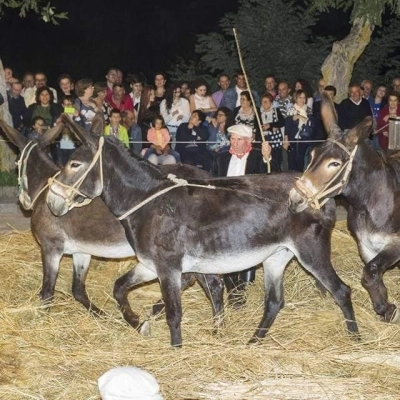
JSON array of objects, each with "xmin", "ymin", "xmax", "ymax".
[
  {"xmin": 70, "ymin": 162, "xmax": 81, "ymax": 168},
  {"xmin": 328, "ymin": 161, "xmax": 341, "ymax": 168}
]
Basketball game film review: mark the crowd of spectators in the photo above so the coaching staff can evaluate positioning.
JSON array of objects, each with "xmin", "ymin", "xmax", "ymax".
[
  {"xmin": 5, "ymin": 65, "xmax": 400, "ymax": 304},
  {"xmin": 4, "ymin": 66, "xmax": 400, "ymax": 172}
]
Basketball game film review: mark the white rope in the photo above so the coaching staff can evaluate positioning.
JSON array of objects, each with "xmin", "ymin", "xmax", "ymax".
[{"xmin": 117, "ymin": 174, "xmax": 217, "ymax": 220}]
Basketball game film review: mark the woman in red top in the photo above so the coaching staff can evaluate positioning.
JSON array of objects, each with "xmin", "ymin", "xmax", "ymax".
[{"xmin": 377, "ymin": 92, "xmax": 400, "ymax": 150}]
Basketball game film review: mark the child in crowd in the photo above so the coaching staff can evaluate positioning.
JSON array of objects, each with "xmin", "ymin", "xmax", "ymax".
[
  {"xmin": 104, "ymin": 108, "xmax": 130, "ymax": 148},
  {"xmin": 27, "ymin": 116, "xmax": 45, "ymax": 140},
  {"xmin": 57, "ymin": 95, "xmax": 77, "ymax": 165},
  {"xmin": 145, "ymin": 115, "xmax": 179, "ymax": 165}
]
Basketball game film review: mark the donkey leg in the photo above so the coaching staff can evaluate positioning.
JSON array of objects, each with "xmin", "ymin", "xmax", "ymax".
[
  {"xmin": 298, "ymin": 252, "xmax": 359, "ymax": 336},
  {"xmin": 194, "ymin": 273, "xmax": 225, "ymax": 333},
  {"xmin": 72, "ymin": 253, "xmax": 103, "ymax": 316},
  {"xmin": 361, "ymin": 248, "xmax": 400, "ymax": 323},
  {"xmin": 250, "ymin": 249, "xmax": 294, "ymax": 343},
  {"xmin": 151, "ymin": 273, "xmax": 197, "ymax": 316},
  {"xmin": 39, "ymin": 246, "xmax": 63, "ymax": 307},
  {"xmin": 158, "ymin": 269, "xmax": 184, "ymax": 347},
  {"xmin": 114, "ymin": 262, "xmax": 158, "ymax": 329}
]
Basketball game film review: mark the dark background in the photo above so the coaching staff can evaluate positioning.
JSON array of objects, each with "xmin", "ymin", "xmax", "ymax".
[{"xmin": 0, "ymin": 0, "xmax": 238, "ymax": 86}]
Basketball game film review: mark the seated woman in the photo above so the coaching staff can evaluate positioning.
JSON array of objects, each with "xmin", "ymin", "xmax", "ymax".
[
  {"xmin": 207, "ymin": 106, "xmax": 233, "ymax": 154},
  {"xmin": 189, "ymin": 79, "xmax": 217, "ymax": 120},
  {"xmin": 145, "ymin": 115, "xmax": 178, "ymax": 165},
  {"xmin": 137, "ymin": 85, "xmax": 157, "ymax": 125},
  {"xmin": 160, "ymin": 83, "xmax": 190, "ymax": 147},
  {"xmin": 176, "ymin": 110, "xmax": 209, "ymax": 169}
]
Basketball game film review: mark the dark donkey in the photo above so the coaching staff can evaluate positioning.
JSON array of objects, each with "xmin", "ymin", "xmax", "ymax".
[
  {"xmin": 289, "ymin": 92, "xmax": 400, "ymax": 324},
  {"xmin": 0, "ymin": 119, "xmax": 224, "ymax": 328},
  {"xmin": 46, "ymin": 116, "xmax": 359, "ymax": 347}
]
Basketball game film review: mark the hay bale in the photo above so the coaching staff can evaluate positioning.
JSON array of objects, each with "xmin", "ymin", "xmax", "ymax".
[{"xmin": 0, "ymin": 224, "xmax": 399, "ymax": 399}]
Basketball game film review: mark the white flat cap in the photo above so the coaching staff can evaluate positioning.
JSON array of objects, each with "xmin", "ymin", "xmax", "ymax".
[
  {"xmin": 227, "ymin": 124, "xmax": 253, "ymax": 138},
  {"xmin": 98, "ymin": 366, "xmax": 163, "ymax": 400}
]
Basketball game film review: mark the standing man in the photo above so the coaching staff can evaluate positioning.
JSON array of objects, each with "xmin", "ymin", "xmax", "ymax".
[
  {"xmin": 361, "ymin": 79, "xmax": 374, "ymax": 107},
  {"xmin": 23, "ymin": 72, "xmax": 58, "ymax": 106},
  {"xmin": 106, "ymin": 83, "xmax": 134, "ymax": 113},
  {"xmin": 212, "ymin": 73, "xmax": 231, "ymax": 107},
  {"xmin": 105, "ymin": 68, "xmax": 119, "ymax": 97},
  {"xmin": 7, "ymin": 81, "xmax": 26, "ymax": 130},
  {"xmin": 212, "ymin": 124, "xmax": 271, "ymax": 307},
  {"xmin": 273, "ymin": 81, "xmax": 293, "ymax": 171},
  {"xmin": 264, "ymin": 74, "xmax": 278, "ymax": 99},
  {"xmin": 220, "ymin": 70, "xmax": 260, "ymax": 111},
  {"xmin": 338, "ymin": 83, "xmax": 372, "ymax": 130}
]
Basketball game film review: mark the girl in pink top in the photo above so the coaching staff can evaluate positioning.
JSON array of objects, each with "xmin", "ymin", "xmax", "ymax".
[{"xmin": 145, "ymin": 115, "xmax": 177, "ymax": 165}]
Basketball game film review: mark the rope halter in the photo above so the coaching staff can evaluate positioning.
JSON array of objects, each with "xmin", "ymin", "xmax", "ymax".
[
  {"xmin": 16, "ymin": 140, "xmax": 54, "ymax": 210},
  {"xmin": 47, "ymin": 136, "xmax": 105, "ymax": 211},
  {"xmin": 293, "ymin": 138, "xmax": 358, "ymax": 211}
]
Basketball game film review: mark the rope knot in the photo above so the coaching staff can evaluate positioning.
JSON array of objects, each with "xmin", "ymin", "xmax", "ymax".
[{"xmin": 167, "ymin": 173, "xmax": 189, "ymax": 186}]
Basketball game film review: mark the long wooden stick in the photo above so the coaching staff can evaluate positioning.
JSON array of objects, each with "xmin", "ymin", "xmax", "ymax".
[{"xmin": 233, "ymin": 27, "xmax": 270, "ymax": 173}]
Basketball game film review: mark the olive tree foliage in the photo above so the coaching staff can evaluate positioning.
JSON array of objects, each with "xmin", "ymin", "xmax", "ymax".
[
  {"xmin": 352, "ymin": 17, "xmax": 400, "ymax": 85},
  {"xmin": 309, "ymin": 0, "xmax": 400, "ymax": 100},
  {"xmin": 194, "ymin": 0, "xmax": 333, "ymax": 92},
  {"xmin": 0, "ymin": 1, "xmax": 66, "ymax": 172}
]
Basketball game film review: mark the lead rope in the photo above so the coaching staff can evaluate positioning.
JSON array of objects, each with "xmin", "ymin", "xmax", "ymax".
[{"xmin": 117, "ymin": 174, "xmax": 217, "ymax": 220}]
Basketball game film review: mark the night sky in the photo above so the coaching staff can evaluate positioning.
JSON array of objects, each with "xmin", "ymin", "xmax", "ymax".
[{"xmin": 0, "ymin": 0, "xmax": 238, "ymax": 86}]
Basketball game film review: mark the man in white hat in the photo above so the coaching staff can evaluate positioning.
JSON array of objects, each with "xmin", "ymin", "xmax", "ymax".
[{"xmin": 212, "ymin": 124, "xmax": 272, "ymax": 306}]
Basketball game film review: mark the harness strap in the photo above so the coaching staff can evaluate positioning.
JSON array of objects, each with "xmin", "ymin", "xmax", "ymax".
[
  {"xmin": 293, "ymin": 139, "xmax": 358, "ymax": 210},
  {"xmin": 16, "ymin": 141, "xmax": 38, "ymax": 199},
  {"xmin": 48, "ymin": 136, "xmax": 105, "ymax": 211},
  {"xmin": 117, "ymin": 174, "xmax": 217, "ymax": 220}
]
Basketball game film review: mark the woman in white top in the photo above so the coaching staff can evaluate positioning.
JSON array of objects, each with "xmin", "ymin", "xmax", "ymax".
[
  {"xmin": 292, "ymin": 78, "xmax": 314, "ymax": 110},
  {"xmin": 189, "ymin": 79, "xmax": 217, "ymax": 115},
  {"xmin": 160, "ymin": 83, "xmax": 190, "ymax": 147}
]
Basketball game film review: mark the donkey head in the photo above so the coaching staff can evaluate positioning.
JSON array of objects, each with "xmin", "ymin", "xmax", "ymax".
[
  {"xmin": 0, "ymin": 120, "xmax": 63, "ymax": 209},
  {"xmin": 46, "ymin": 116, "xmax": 104, "ymax": 216},
  {"xmin": 289, "ymin": 91, "xmax": 373, "ymax": 213}
]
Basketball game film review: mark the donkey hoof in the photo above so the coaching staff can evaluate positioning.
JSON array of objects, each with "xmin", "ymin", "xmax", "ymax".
[
  {"xmin": 138, "ymin": 320, "xmax": 151, "ymax": 337},
  {"xmin": 390, "ymin": 308, "xmax": 400, "ymax": 324}
]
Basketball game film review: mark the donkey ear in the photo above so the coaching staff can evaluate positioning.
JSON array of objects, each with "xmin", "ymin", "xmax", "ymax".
[
  {"xmin": 90, "ymin": 111, "xmax": 105, "ymax": 136},
  {"xmin": 60, "ymin": 113, "xmax": 95, "ymax": 145},
  {"xmin": 0, "ymin": 119, "xmax": 27, "ymax": 149},
  {"xmin": 40, "ymin": 122, "xmax": 65, "ymax": 146},
  {"xmin": 345, "ymin": 116, "xmax": 373, "ymax": 146},
  {"xmin": 321, "ymin": 91, "xmax": 342, "ymax": 139}
]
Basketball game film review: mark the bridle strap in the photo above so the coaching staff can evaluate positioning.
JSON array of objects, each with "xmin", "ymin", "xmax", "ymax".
[
  {"xmin": 16, "ymin": 141, "xmax": 37, "ymax": 198},
  {"xmin": 293, "ymin": 139, "xmax": 358, "ymax": 210},
  {"xmin": 48, "ymin": 136, "xmax": 105, "ymax": 211}
]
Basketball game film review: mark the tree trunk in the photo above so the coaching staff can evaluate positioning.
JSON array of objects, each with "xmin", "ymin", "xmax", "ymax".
[
  {"xmin": 321, "ymin": 17, "xmax": 374, "ymax": 103},
  {"xmin": 0, "ymin": 58, "xmax": 17, "ymax": 172}
]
